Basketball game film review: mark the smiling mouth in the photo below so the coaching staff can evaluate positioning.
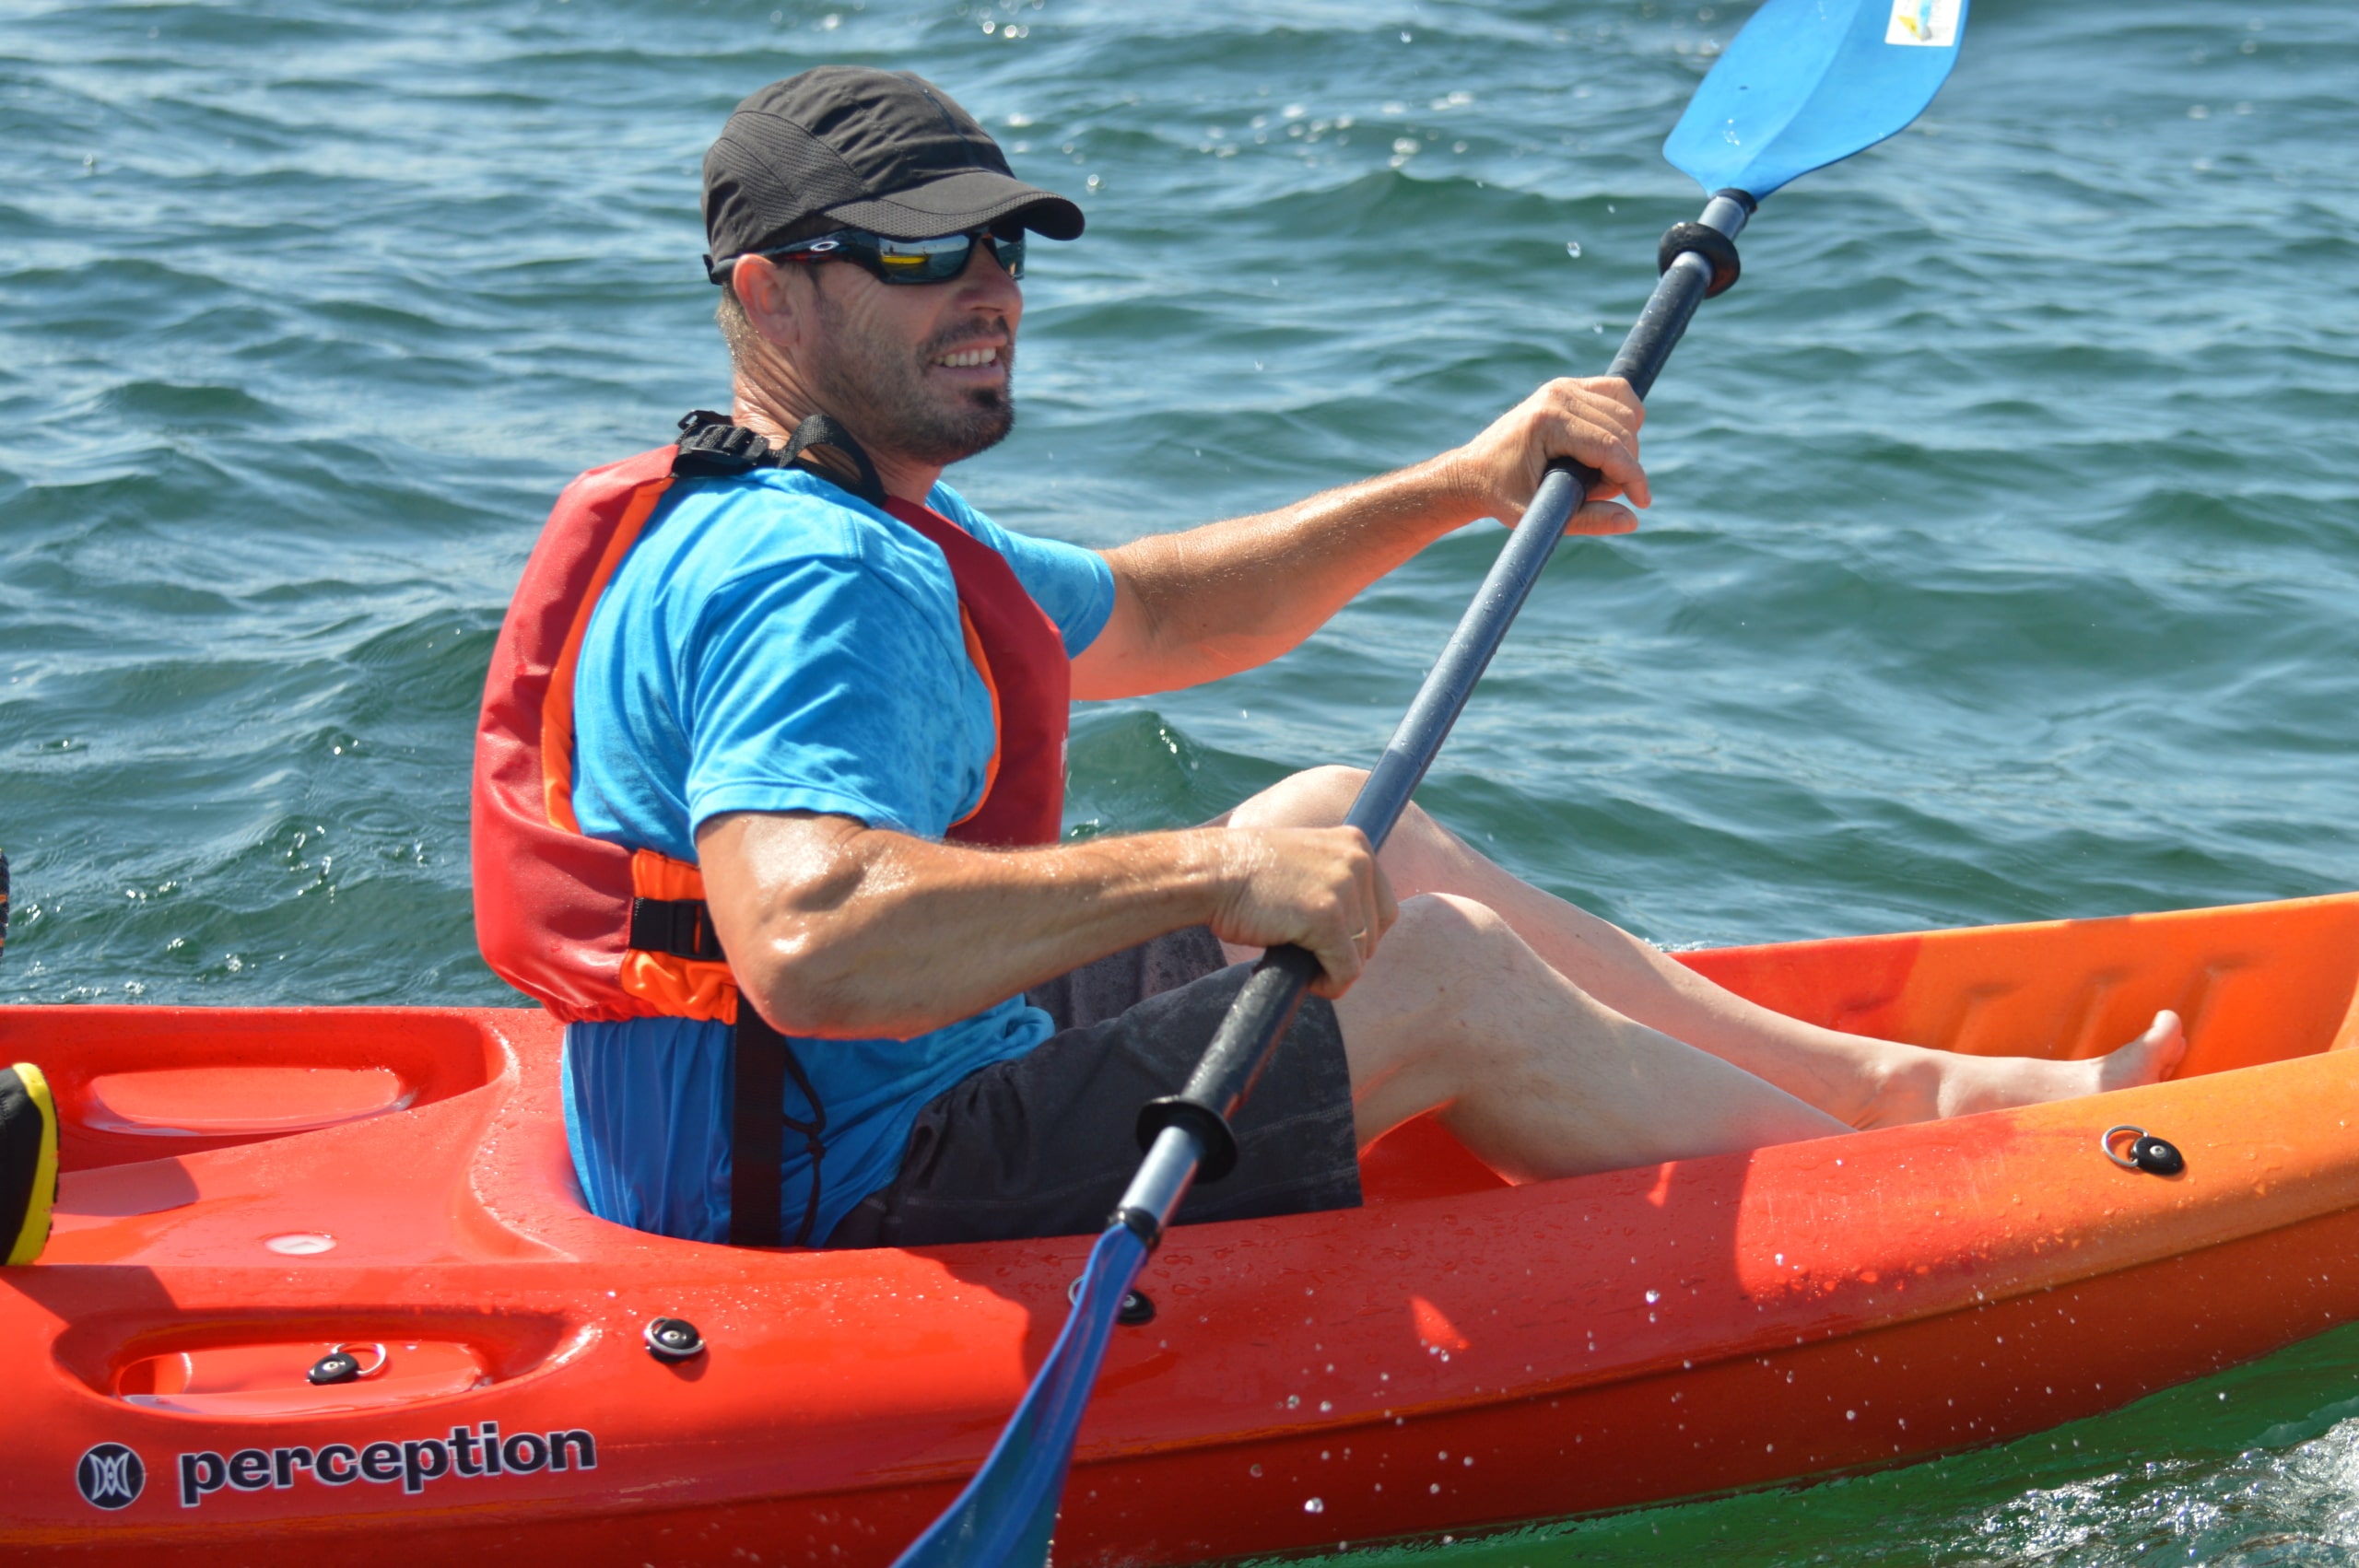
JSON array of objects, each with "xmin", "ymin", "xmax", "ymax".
[{"xmin": 932, "ymin": 345, "xmax": 1002, "ymax": 369}]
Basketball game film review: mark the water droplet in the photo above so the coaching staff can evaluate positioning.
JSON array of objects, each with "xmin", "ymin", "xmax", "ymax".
[
  {"xmin": 1250, "ymin": 1464, "xmax": 1263, "ymax": 1477},
  {"xmin": 1645, "ymin": 1289, "xmax": 1660, "ymax": 1303},
  {"xmin": 1566, "ymin": 240, "xmax": 1583, "ymax": 258},
  {"xmin": 1305, "ymin": 1498, "xmax": 1325, "ymax": 1514},
  {"xmin": 1286, "ymin": 1395, "xmax": 1300, "ymax": 1409}
]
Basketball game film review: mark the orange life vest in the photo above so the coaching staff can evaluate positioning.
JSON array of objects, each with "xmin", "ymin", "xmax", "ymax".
[{"xmin": 469, "ymin": 412, "xmax": 1072, "ymax": 1243}]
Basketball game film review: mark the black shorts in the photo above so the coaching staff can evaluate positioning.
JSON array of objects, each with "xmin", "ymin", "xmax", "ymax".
[{"xmin": 825, "ymin": 927, "xmax": 1363, "ymax": 1248}]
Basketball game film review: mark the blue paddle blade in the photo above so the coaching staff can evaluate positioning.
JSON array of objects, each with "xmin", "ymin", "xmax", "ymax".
[
  {"xmin": 1664, "ymin": 0, "xmax": 1970, "ymax": 199},
  {"xmin": 892, "ymin": 1223, "xmax": 1151, "ymax": 1568}
]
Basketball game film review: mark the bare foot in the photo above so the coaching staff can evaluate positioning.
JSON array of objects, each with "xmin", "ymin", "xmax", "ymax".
[{"xmin": 1856, "ymin": 1010, "xmax": 2187, "ymax": 1128}]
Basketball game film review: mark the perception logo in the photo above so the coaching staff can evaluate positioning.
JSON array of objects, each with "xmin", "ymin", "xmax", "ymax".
[
  {"xmin": 76, "ymin": 1444, "xmax": 147, "ymax": 1510},
  {"xmin": 72, "ymin": 1424, "xmax": 596, "ymax": 1512}
]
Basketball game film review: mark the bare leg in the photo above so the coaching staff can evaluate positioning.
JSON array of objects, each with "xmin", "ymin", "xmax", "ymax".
[
  {"xmin": 1321, "ymin": 894, "xmax": 1847, "ymax": 1177},
  {"xmin": 1226, "ymin": 766, "xmax": 2185, "ymax": 1129}
]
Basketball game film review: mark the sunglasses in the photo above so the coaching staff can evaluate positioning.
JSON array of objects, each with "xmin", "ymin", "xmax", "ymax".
[{"xmin": 710, "ymin": 226, "xmax": 1027, "ymax": 287}]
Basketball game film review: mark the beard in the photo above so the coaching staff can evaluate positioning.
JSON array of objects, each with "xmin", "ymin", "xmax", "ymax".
[{"xmin": 807, "ymin": 288, "xmax": 1016, "ymax": 469}]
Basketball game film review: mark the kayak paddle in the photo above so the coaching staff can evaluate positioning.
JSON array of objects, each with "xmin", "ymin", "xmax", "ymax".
[{"xmin": 888, "ymin": 2, "xmax": 1970, "ymax": 1562}]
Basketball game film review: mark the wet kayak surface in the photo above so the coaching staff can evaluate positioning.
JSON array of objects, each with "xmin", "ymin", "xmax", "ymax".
[{"xmin": 5, "ymin": 0, "xmax": 2359, "ymax": 1562}]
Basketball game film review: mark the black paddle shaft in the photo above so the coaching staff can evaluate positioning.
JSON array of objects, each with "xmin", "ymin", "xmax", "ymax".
[{"xmin": 1132, "ymin": 190, "xmax": 1758, "ymax": 1199}]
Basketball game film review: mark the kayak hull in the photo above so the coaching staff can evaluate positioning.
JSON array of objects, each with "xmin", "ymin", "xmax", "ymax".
[{"xmin": 10, "ymin": 891, "xmax": 2359, "ymax": 1563}]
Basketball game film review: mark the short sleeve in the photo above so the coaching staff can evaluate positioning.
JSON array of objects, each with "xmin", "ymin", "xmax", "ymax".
[
  {"xmin": 680, "ymin": 556, "xmax": 996, "ymax": 836},
  {"xmin": 930, "ymin": 484, "xmax": 1114, "ymax": 658}
]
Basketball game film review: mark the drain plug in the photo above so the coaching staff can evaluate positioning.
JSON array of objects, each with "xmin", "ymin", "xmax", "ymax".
[{"xmin": 644, "ymin": 1316, "xmax": 707, "ymax": 1363}]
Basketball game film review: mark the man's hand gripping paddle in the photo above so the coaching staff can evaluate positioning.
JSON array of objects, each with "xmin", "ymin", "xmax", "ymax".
[{"xmin": 888, "ymin": 3, "xmax": 1969, "ymax": 1562}]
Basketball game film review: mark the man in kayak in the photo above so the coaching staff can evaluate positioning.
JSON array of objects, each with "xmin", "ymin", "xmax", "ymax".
[{"xmin": 504, "ymin": 67, "xmax": 2184, "ymax": 1249}]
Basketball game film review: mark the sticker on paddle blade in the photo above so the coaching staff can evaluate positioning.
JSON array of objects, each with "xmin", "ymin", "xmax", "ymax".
[{"xmin": 1885, "ymin": 0, "xmax": 1959, "ymax": 48}]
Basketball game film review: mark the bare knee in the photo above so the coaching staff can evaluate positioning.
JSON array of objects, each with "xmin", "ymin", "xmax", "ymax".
[
  {"xmin": 1227, "ymin": 765, "xmax": 1368, "ymax": 830},
  {"xmin": 1343, "ymin": 894, "xmax": 1576, "ymax": 1126}
]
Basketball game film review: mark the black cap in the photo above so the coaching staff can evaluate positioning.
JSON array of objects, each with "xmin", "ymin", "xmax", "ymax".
[{"xmin": 702, "ymin": 67, "xmax": 1084, "ymax": 277}]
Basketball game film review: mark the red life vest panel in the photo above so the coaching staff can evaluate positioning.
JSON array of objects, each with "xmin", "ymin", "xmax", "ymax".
[{"xmin": 470, "ymin": 414, "xmax": 1073, "ymax": 1028}]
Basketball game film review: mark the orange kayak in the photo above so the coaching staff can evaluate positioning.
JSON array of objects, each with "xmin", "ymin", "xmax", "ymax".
[{"xmin": 11, "ymin": 891, "xmax": 2359, "ymax": 1564}]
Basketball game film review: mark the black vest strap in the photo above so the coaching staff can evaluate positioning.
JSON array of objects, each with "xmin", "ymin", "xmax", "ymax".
[
  {"xmin": 780, "ymin": 412, "xmax": 889, "ymax": 509},
  {"xmin": 728, "ymin": 1008, "xmax": 830, "ymax": 1248},
  {"xmin": 666, "ymin": 408, "xmax": 854, "ymax": 1248},
  {"xmin": 673, "ymin": 409, "xmax": 889, "ymax": 510}
]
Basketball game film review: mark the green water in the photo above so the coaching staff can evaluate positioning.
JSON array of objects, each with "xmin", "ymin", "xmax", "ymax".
[{"xmin": 6, "ymin": 0, "xmax": 2358, "ymax": 1559}]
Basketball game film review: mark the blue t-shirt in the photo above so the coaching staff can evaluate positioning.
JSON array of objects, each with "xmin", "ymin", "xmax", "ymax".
[{"xmin": 558, "ymin": 466, "xmax": 1115, "ymax": 1245}]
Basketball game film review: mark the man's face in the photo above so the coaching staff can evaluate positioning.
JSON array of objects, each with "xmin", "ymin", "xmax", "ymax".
[{"xmin": 798, "ymin": 239, "xmax": 1024, "ymax": 468}]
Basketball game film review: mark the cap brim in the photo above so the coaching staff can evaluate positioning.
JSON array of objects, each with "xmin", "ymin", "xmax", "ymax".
[{"xmin": 823, "ymin": 169, "xmax": 1084, "ymax": 242}]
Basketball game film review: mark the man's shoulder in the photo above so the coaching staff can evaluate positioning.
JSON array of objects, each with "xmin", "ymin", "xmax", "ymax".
[
  {"xmin": 656, "ymin": 468, "xmax": 901, "ymax": 572},
  {"xmin": 924, "ymin": 481, "xmax": 1018, "ymax": 549},
  {"xmin": 617, "ymin": 468, "xmax": 963, "ymax": 616}
]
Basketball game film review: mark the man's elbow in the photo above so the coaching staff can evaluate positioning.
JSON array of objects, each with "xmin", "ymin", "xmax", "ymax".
[
  {"xmin": 734, "ymin": 920, "xmax": 949, "ymax": 1039},
  {"xmin": 733, "ymin": 930, "xmax": 872, "ymax": 1037}
]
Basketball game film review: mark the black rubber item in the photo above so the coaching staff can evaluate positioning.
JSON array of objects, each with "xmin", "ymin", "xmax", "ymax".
[
  {"xmin": 644, "ymin": 1316, "xmax": 708, "ymax": 1363},
  {"xmin": 306, "ymin": 1351, "xmax": 360, "ymax": 1387},
  {"xmin": 1067, "ymin": 1278, "xmax": 1156, "ymax": 1327},
  {"xmin": 1135, "ymin": 1094, "xmax": 1239, "ymax": 1183},
  {"xmin": 2130, "ymin": 1135, "xmax": 2186, "ymax": 1176},
  {"xmin": 1109, "ymin": 1203, "xmax": 1164, "ymax": 1253},
  {"xmin": 1658, "ymin": 220, "xmax": 1742, "ymax": 298}
]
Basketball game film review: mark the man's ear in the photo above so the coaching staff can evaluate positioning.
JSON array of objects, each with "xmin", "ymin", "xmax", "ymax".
[{"xmin": 731, "ymin": 254, "xmax": 805, "ymax": 353}]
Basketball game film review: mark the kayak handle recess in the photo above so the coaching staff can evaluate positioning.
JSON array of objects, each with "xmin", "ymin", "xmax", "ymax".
[{"xmin": 1128, "ymin": 190, "xmax": 1757, "ymax": 1230}]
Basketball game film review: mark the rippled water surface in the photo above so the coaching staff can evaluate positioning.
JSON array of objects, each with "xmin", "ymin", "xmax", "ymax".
[{"xmin": 6, "ymin": 0, "xmax": 2359, "ymax": 1560}]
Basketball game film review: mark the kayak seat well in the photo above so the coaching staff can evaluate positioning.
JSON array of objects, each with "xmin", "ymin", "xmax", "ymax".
[{"xmin": 1360, "ymin": 892, "xmax": 2359, "ymax": 1205}]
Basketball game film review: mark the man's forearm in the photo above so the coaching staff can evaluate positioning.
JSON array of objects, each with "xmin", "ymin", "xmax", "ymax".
[
  {"xmin": 1074, "ymin": 456, "xmax": 1478, "ymax": 698},
  {"xmin": 1071, "ymin": 377, "xmax": 1649, "ymax": 701},
  {"xmin": 700, "ymin": 813, "xmax": 1238, "ymax": 1039}
]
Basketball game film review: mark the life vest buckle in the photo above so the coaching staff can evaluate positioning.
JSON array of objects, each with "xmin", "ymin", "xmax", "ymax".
[
  {"xmin": 673, "ymin": 410, "xmax": 779, "ymax": 476},
  {"xmin": 628, "ymin": 896, "xmax": 726, "ymax": 963}
]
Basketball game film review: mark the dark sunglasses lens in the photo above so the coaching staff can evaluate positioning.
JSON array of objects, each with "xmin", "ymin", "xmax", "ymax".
[
  {"xmin": 867, "ymin": 233, "xmax": 971, "ymax": 283},
  {"xmin": 855, "ymin": 229, "xmax": 1028, "ymax": 285}
]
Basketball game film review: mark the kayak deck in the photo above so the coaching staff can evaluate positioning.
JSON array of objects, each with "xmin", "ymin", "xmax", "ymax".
[{"xmin": 10, "ymin": 892, "xmax": 2359, "ymax": 1563}]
